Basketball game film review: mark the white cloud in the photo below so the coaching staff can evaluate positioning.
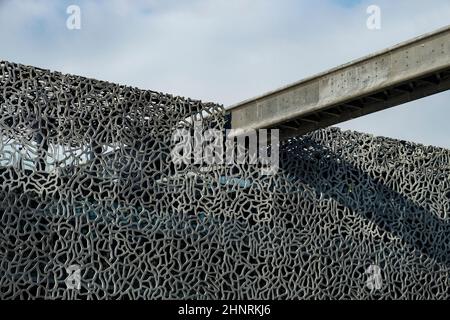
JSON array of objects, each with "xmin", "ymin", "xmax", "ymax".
[{"xmin": 0, "ymin": 0, "xmax": 449, "ymax": 147}]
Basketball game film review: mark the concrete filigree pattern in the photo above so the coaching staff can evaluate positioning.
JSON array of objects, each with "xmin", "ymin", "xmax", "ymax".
[{"xmin": 0, "ymin": 60, "xmax": 449, "ymax": 299}]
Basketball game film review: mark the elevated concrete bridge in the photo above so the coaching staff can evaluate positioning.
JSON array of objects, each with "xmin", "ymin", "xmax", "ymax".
[{"xmin": 228, "ymin": 25, "xmax": 450, "ymax": 140}]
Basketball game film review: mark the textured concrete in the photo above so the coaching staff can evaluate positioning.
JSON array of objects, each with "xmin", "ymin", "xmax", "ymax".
[
  {"xmin": 0, "ymin": 60, "xmax": 449, "ymax": 299},
  {"xmin": 228, "ymin": 25, "xmax": 450, "ymax": 139}
]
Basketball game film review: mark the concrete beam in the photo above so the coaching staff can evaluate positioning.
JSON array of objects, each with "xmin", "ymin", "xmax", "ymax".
[{"xmin": 228, "ymin": 25, "xmax": 450, "ymax": 140}]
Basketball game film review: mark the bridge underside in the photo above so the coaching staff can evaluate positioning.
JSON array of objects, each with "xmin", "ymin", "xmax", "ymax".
[
  {"xmin": 228, "ymin": 26, "xmax": 450, "ymax": 140},
  {"xmin": 275, "ymin": 68, "xmax": 450, "ymax": 140}
]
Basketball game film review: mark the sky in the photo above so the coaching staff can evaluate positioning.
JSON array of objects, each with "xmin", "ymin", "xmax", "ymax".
[{"xmin": 0, "ymin": 0, "xmax": 449, "ymax": 148}]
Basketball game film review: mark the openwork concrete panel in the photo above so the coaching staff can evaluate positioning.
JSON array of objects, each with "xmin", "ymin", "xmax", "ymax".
[{"xmin": 0, "ymin": 61, "xmax": 449, "ymax": 299}]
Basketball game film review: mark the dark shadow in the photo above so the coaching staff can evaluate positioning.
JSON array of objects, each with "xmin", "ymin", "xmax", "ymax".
[{"xmin": 279, "ymin": 134, "xmax": 450, "ymax": 266}]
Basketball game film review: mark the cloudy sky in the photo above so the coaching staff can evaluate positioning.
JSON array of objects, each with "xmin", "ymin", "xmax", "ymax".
[{"xmin": 0, "ymin": 0, "xmax": 449, "ymax": 148}]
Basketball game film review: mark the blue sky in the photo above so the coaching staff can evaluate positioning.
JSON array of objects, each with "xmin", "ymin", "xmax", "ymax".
[
  {"xmin": 0, "ymin": 0, "xmax": 449, "ymax": 148},
  {"xmin": 333, "ymin": 0, "xmax": 364, "ymax": 8}
]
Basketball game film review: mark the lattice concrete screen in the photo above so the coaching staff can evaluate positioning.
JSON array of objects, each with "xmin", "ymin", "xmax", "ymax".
[{"xmin": 0, "ymin": 61, "xmax": 449, "ymax": 299}]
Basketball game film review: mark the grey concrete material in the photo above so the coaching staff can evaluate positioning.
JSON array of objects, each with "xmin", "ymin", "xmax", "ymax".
[
  {"xmin": 0, "ymin": 59, "xmax": 449, "ymax": 300},
  {"xmin": 228, "ymin": 25, "xmax": 450, "ymax": 138}
]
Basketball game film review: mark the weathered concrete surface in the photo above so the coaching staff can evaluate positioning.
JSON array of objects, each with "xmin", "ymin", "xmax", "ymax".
[
  {"xmin": 228, "ymin": 25, "xmax": 450, "ymax": 139},
  {"xmin": 0, "ymin": 59, "xmax": 449, "ymax": 300}
]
